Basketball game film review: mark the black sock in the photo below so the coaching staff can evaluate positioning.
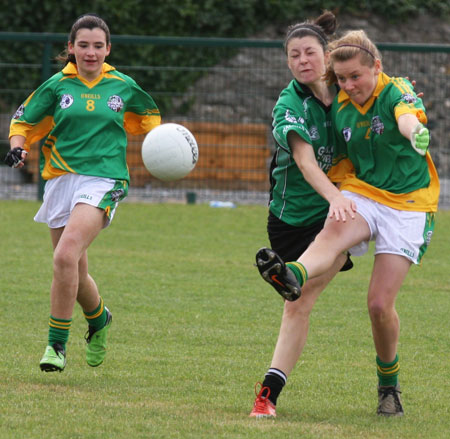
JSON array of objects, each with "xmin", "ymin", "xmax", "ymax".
[{"xmin": 262, "ymin": 368, "xmax": 287, "ymax": 405}]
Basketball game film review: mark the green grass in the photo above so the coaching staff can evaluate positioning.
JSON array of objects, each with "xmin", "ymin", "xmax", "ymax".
[{"xmin": 0, "ymin": 200, "xmax": 449, "ymax": 439}]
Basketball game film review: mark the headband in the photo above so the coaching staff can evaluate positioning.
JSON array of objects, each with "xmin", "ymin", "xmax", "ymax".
[
  {"xmin": 288, "ymin": 24, "xmax": 327, "ymax": 46},
  {"xmin": 334, "ymin": 44, "xmax": 375, "ymax": 58}
]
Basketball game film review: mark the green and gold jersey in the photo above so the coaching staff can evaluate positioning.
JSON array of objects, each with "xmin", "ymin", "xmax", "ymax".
[
  {"xmin": 330, "ymin": 73, "xmax": 439, "ymax": 212},
  {"xmin": 270, "ymin": 80, "xmax": 337, "ymax": 227},
  {"xmin": 9, "ymin": 62, "xmax": 161, "ymax": 182}
]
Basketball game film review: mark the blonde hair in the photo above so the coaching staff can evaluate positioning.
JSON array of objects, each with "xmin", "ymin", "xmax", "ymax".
[{"xmin": 325, "ymin": 30, "xmax": 382, "ymax": 84}]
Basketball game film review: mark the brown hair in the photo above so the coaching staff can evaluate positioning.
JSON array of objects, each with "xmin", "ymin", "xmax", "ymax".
[
  {"xmin": 325, "ymin": 30, "xmax": 382, "ymax": 84},
  {"xmin": 283, "ymin": 10, "xmax": 337, "ymax": 54},
  {"xmin": 57, "ymin": 14, "xmax": 111, "ymax": 66}
]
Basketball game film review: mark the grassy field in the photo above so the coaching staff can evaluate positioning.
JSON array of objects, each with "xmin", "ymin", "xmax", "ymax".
[{"xmin": 0, "ymin": 200, "xmax": 449, "ymax": 439}]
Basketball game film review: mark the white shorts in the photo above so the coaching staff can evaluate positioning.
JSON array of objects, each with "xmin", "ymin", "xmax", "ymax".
[
  {"xmin": 34, "ymin": 173, "xmax": 128, "ymax": 229},
  {"xmin": 342, "ymin": 191, "xmax": 435, "ymax": 265}
]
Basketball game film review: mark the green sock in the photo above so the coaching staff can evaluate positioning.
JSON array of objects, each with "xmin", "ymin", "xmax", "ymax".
[
  {"xmin": 48, "ymin": 316, "xmax": 72, "ymax": 350},
  {"xmin": 84, "ymin": 297, "xmax": 107, "ymax": 330},
  {"xmin": 286, "ymin": 261, "xmax": 308, "ymax": 287},
  {"xmin": 377, "ymin": 354, "xmax": 400, "ymax": 387}
]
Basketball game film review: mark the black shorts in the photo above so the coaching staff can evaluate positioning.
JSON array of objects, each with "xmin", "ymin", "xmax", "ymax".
[{"xmin": 267, "ymin": 210, "xmax": 353, "ymax": 271}]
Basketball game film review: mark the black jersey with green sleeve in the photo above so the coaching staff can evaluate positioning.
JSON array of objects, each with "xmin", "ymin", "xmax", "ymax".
[
  {"xmin": 331, "ymin": 73, "xmax": 439, "ymax": 212},
  {"xmin": 9, "ymin": 62, "xmax": 161, "ymax": 182},
  {"xmin": 269, "ymin": 80, "xmax": 337, "ymax": 227}
]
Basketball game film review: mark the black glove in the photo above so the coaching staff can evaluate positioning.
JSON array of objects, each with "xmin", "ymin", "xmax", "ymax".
[{"xmin": 4, "ymin": 147, "xmax": 27, "ymax": 168}]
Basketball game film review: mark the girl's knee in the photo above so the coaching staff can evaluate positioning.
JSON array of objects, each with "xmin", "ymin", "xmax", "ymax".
[
  {"xmin": 283, "ymin": 297, "xmax": 313, "ymax": 320},
  {"xmin": 368, "ymin": 298, "xmax": 395, "ymax": 323},
  {"xmin": 53, "ymin": 247, "xmax": 76, "ymax": 271}
]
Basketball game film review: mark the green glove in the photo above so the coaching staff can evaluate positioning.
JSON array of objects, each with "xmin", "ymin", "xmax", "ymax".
[{"xmin": 410, "ymin": 123, "xmax": 429, "ymax": 156}]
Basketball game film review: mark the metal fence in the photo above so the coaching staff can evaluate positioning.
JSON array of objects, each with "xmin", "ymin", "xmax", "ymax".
[{"xmin": 1, "ymin": 33, "xmax": 449, "ymax": 207}]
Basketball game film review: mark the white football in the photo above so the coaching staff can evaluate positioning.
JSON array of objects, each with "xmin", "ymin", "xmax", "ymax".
[{"xmin": 141, "ymin": 123, "xmax": 199, "ymax": 181}]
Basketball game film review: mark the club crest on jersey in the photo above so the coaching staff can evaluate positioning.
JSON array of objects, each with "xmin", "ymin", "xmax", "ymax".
[
  {"xmin": 342, "ymin": 127, "xmax": 352, "ymax": 142},
  {"xmin": 371, "ymin": 116, "xmax": 384, "ymax": 135},
  {"xmin": 60, "ymin": 94, "xmax": 74, "ymax": 109},
  {"xmin": 108, "ymin": 95, "xmax": 124, "ymax": 112},
  {"xmin": 309, "ymin": 126, "xmax": 319, "ymax": 140},
  {"xmin": 13, "ymin": 104, "xmax": 25, "ymax": 119},
  {"xmin": 401, "ymin": 93, "xmax": 417, "ymax": 104}
]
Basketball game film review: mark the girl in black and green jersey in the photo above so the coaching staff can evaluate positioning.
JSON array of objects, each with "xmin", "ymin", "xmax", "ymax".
[
  {"xmin": 6, "ymin": 14, "xmax": 161, "ymax": 372},
  {"xmin": 257, "ymin": 30, "xmax": 439, "ymax": 417},
  {"xmin": 250, "ymin": 11, "xmax": 356, "ymax": 418}
]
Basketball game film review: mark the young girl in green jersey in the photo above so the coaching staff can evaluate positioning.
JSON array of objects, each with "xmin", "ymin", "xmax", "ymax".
[
  {"xmin": 249, "ymin": 11, "xmax": 356, "ymax": 418},
  {"xmin": 257, "ymin": 30, "xmax": 439, "ymax": 416},
  {"xmin": 6, "ymin": 14, "xmax": 161, "ymax": 372}
]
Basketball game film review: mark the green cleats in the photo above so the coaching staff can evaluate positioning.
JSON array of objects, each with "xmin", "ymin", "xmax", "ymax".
[
  {"xmin": 39, "ymin": 308, "xmax": 112, "ymax": 371},
  {"xmin": 40, "ymin": 343, "xmax": 66, "ymax": 372},
  {"xmin": 85, "ymin": 307, "xmax": 112, "ymax": 367}
]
